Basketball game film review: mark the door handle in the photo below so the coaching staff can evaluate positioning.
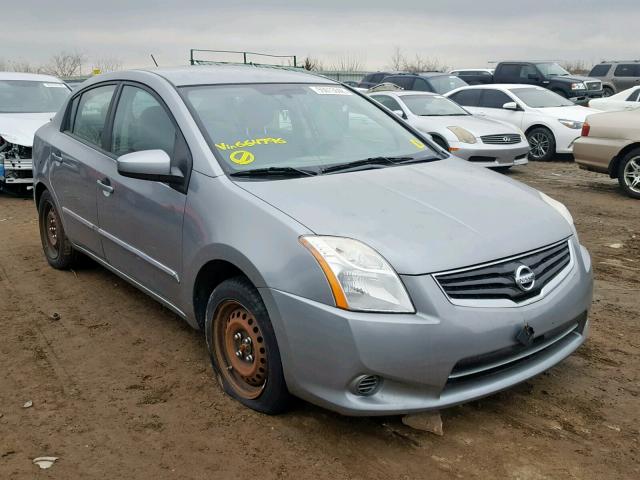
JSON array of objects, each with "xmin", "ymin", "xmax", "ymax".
[
  {"xmin": 97, "ymin": 179, "xmax": 114, "ymax": 196},
  {"xmin": 51, "ymin": 151, "xmax": 63, "ymax": 164}
]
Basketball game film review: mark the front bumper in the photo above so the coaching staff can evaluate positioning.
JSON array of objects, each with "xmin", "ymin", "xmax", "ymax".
[
  {"xmin": 1, "ymin": 158, "xmax": 33, "ymax": 185},
  {"xmin": 261, "ymin": 238, "xmax": 593, "ymax": 415},
  {"xmin": 570, "ymin": 89, "xmax": 603, "ymax": 105},
  {"xmin": 450, "ymin": 141, "xmax": 530, "ymax": 168}
]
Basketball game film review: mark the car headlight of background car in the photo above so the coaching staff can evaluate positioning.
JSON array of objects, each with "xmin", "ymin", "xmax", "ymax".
[
  {"xmin": 447, "ymin": 126, "xmax": 477, "ymax": 144},
  {"xmin": 300, "ymin": 236, "xmax": 414, "ymax": 313},
  {"xmin": 570, "ymin": 82, "xmax": 586, "ymax": 90},
  {"xmin": 558, "ymin": 119, "xmax": 584, "ymax": 129}
]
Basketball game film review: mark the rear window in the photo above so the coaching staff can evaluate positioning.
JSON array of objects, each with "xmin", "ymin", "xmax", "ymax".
[{"xmin": 589, "ymin": 64, "xmax": 611, "ymax": 77}]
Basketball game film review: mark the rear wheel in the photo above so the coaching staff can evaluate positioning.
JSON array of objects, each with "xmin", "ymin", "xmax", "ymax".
[
  {"xmin": 526, "ymin": 127, "xmax": 556, "ymax": 162},
  {"xmin": 38, "ymin": 190, "xmax": 77, "ymax": 269},
  {"xmin": 205, "ymin": 276, "xmax": 292, "ymax": 414},
  {"xmin": 618, "ymin": 149, "xmax": 640, "ymax": 199}
]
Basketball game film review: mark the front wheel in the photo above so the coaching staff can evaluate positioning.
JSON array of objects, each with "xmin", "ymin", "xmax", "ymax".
[
  {"xmin": 205, "ymin": 277, "xmax": 292, "ymax": 414},
  {"xmin": 618, "ymin": 149, "xmax": 640, "ymax": 199},
  {"xmin": 526, "ymin": 127, "xmax": 556, "ymax": 161},
  {"xmin": 603, "ymin": 86, "xmax": 614, "ymax": 97}
]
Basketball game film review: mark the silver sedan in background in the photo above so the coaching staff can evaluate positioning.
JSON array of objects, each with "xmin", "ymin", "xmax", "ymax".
[{"xmin": 369, "ymin": 90, "xmax": 530, "ymax": 170}]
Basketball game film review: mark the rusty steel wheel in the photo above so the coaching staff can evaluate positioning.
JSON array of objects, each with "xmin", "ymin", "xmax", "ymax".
[
  {"xmin": 212, "ymin": 300, "xmax": 268, "ymax": 399},
  {"xmin": 38, "ymin": 190, "xmax": 77, "ymax": 270}
]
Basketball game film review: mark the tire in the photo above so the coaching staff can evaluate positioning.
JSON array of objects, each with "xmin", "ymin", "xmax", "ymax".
[
  {"xmin": 205, "ymin": 276, "xmax": 292, "ymax": 414},
  {"xmin": 617, "ymin": 149, "xmax": 640, "ymax": 199},
  {"xmin": 526, "ymin": 127, "xmax": 556, "ymax": 162},
  {"xmin": 38, "ymin": 190, "xmax": 78, "ymax": 269},
  {"xmin": 603, "ymin": 86, "xmax": 614, "ymax": 98}
]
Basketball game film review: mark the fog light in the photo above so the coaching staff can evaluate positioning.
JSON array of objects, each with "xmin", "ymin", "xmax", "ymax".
[{"xmin": 351, "ymin": 375, "xmax": 381, "ymax": 396}]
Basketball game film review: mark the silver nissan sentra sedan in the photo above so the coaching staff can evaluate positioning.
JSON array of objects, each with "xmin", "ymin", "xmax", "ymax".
[{"xmin": 32, "ymin": 65, "xmax": 593, "ymax": 415}]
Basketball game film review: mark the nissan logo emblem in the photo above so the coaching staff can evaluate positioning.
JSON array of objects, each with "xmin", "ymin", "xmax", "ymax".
[{"xmin": 514, "ymin": 265, "xmax": 536, "ymax": 292}]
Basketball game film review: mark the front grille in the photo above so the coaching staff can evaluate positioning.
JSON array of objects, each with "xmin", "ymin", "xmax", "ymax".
[
  {"xmin": 480, "ymin": 134, "xmax": 521, "ymax": 145},
  {"xmin": 435, "ymin": 240, "xmax": 571, "ymax": 303},
  {"xmin": 586, "ymin": 81, "xmax": 602, "ymax": 91},
  {"xmin": 447, "ymin": 313, "xmax": 586, "ymax": 384}
]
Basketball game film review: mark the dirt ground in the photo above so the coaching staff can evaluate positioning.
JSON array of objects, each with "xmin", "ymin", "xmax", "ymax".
[{"xmin": 1, "ymin": 161, "xmax": 638, "ymax": 480}]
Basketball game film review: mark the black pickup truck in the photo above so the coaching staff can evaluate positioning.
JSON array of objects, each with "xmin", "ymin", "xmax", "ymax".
[{"xmin": 451, "ymin": 62, "xmax": 603, "ymax": 104}]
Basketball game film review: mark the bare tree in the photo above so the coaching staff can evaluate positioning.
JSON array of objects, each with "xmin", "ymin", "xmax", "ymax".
[
  {"xmin": 302, "ymin": 56, "xmax": 324, "ymax": 71},
  {"xmin": 92, "ymin": 56, "xmax": 123, "ymax": 73},
  {"xmin": 328, "ymin": 54, "xmax": 365, "ymax": 72},
  {"xmin": 560, "ymin": 60, "xmax": 591, "ymax": 75},
  {"xmin": 390, "ymin": 47, "xmax": 404, "ymax": 70},
  {"xmin": 44, "ymin": 51, "xmax": 85, "ymax": 77}
]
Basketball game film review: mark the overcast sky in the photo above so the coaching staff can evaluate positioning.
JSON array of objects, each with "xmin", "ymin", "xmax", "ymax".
[{"xmin": 1, "ymin": 0, "xmax": 637, "ymax": 72}]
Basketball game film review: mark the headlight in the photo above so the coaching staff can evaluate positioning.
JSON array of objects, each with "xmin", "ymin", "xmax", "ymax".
[
  {"xmin": 447, "ymin": 126, "xmax": 477, "ymax": 144},
  {"xmin": 300, "ymin": 236, "xmax": 414, "ymax": 313},
  {"xmin": 558, "ymin": 119, "xmax": 583, "ymax": 129},
  {"xmin": 571, "ymin": 82, "xmax": 586, "ymax": 90},
  {"xmin": 539, "ymin": 192, "xmax": 579, "ymax": 239}
]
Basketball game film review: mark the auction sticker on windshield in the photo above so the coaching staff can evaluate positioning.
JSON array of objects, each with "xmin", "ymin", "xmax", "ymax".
[
  {"xmin": 229, "ymin": 150, "xmax": 255, "ymax": 165},
  {"xmin": 410, "ymin": 138, "xmax": 426, "ymax": 149},
  {"xmin": 215, "ymin": 137, "xmax": 287, "ymax": 151},
  {"xmin": 309, "ymin": 86, "xmax": 352, "ymax": 95}
]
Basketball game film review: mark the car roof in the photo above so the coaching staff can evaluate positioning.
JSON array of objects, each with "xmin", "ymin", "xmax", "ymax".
[
  {"xmin": 136, "ymin": 65, "xmax": 336, "ymax": 87},
  {"xmin": 389, "ymin": 91, "xmax": 440, "ymax": 98},
  {"xmin": 0, "ymin": 71, "xmax": 65, "ymax": 83}
]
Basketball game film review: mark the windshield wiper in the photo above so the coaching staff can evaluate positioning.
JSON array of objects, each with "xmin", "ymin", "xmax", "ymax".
[
  {"xmin": 321, "ymin": 156, "xmax": 410, "ymax": 174},
  {"xmin": 230, "ymin": 166, "xmax": 318, "ymax": 178}
]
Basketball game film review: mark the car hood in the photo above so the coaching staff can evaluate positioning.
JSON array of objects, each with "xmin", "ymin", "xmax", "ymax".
[
  {"xmin": 0, "ymin": 113, "xmax": 54, "ymax": 146},
  {"xmin": 238, "ymin": 159, "xmax": 572, "ymax": 274},
  {"xmin": 410, "ymin": 114, "xmax": 518, "ymax": 137},
  {"xmin": 534, "ymin": 105, "xmax": 598, "ymax": 121},
  {"xmin": 552, "ymin": 75, "xmax": 598, "ymax": 84}
]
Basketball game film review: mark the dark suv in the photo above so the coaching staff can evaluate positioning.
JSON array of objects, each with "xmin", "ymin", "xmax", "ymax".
[
  {"xmin": 357, "ymin": 72, "xmax": 398, "ymax": 89},
  {"xmin": 588, "ymin": 61, "xmax": 640, "ymax": 97},
  {"xmin": 381, "ymin": 72, "xmax": 468, "ymax": 94}
]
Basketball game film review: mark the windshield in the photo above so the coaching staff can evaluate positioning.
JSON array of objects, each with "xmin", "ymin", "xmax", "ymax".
[
  {"xmin": 510, "ymin": 88, "xmax": 574, "ymax": 108},
  {"xmin": 0, "ymin": 80, "xmax": 70, "ymax": 113},
  {"xmin": 536, "ymin": 63, "xmax": 571, "ymax": 77},
  {"xmin": 181, "ymin": 83, "xmax": 439, "ymax": 174},
  {"xmin": 401, "ymin": 95, "xmax": 469, "ymax": 116}
]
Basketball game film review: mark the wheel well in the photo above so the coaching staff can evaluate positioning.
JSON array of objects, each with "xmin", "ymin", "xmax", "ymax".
[
  {"xmin": 34, "ymin": 182, "xmax": 47, "ymax": 207},
  {"xmin": 525, "ymin": 124, "xmax": 553, "ymax": 137},
  {"xmin": 608, "ymin": 143, "xmax": 640, "ymax": 178},
  {"xmin": 429, "ymin": 133, "xmax": 449, "ymax": 150},
  {"xmin": 193, "ymin": 260, "xmax": 248, "ymax": 330}
]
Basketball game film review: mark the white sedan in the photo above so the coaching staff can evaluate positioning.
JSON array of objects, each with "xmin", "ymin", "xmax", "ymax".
[
  {"xmin": 589, "ymin": 86, "xmax": 640, "ymax": 112},
  {"xmin": 446, "ymin": 84, "xmax": 599, "ymax": 161},
  {"xmin": 368, "ymin": 90, "xmax": 529, "ymax": 169}
]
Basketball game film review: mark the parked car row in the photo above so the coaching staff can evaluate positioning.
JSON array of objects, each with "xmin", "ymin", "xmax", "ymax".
[{"xmin": 0, "ymin": 72, "xmax": 71, "ymax": 192}]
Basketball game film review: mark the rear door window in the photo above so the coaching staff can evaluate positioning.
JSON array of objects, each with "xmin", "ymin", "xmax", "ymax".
[
  {"xmin": 371, "ymin": 95, "xmax": 403, "ymax": 111},
  {"xmin": 627, "ymin": 89, "xmax": 640, "ymax": 102},
  {"xmin": 614, "ymin": 64, "xmax": 640, "ymax": 77},
  {"xmin": 71, "ymin": 84, "xmax": 117, "ymax": 148},
  {"xmin": 479, "ymin": 89, "xmax": 512, "ymax": 109},
  {"xmin": 385, "ymin": 76, "xmax": 414, "ymax": 90},
  {"xmin": 448, "ymin": 89, "xmax": 482, "ymax": 107}
]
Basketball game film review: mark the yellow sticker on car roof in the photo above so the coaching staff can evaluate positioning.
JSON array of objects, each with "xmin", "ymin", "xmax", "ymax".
[{"xmin": 230, "ymin": 150, "xmax": 255, "ymax": 165}]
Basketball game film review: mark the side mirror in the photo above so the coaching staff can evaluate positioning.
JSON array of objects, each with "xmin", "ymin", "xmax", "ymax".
[
  {"xmin": 117, "ymin": 150, "xmax": 183, "ymax": 183},
  {"xmin": 392, "ymin": 109, "xmax": 407, "ymax": 119},
  {"xmin": 502, "ymin": 101, "xmax": 519, "ymax": 111}
]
